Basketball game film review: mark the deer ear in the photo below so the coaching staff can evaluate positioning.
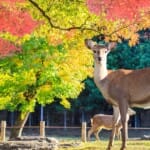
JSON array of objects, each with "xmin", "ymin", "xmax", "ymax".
[
  {"xmin": 107, "ymin": 42, "xmax": 117, "ymax": 51},
  {"xmin": 85, "ymin": 39, "xmax": 96, "ymax": 49}
]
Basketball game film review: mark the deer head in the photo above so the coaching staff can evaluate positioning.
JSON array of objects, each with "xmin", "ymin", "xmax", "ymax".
[{"xmin": 85, "ymin": 39, "xmax": 116, "ymax": 64}]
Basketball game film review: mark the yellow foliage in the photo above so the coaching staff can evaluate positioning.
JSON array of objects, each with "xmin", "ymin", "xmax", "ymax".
[
  {"xmin": 60, "ymin": 98, "xmax": 71, "ymax": 109},
  {"xmin": 18, "ymin": 92, "xmax": 25, "ymax": 100},
  {"xmin": 129, "ymin": 33, "xmax": 139, "ymax": 46},
  {"xmin": 38, "ymin": 84, "xmax": 52, "ymax": 92},
  {"xmin": 0, "ymin": 96, "xmax": 11, "ymax": 109},
  {"xmin": 0, "ymin": 74, "xmax": 13, "ymax": 85},
  {"xmin": 22, "ymin": 69, "xmax": 36, "ymax": 85},
  {"xmin": 12, "ymin": 57, "xmax": 23, "ymax": 67}
]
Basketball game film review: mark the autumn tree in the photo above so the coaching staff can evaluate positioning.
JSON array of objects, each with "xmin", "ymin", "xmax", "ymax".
[{"xmin": 0, "ymin": 36, "xmax": 93, "ymax": 138}]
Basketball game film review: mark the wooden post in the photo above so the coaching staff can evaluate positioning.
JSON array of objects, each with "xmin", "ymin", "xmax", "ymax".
[
  {"xmin": 64, "ymin": 110, "xmax": 67, "ymax": 131},
  {"xmin": 40, "ymin": 121, "xmax": 45, "ymax": 137},
  {"xmin": 1, "ymin": 121, "xmax": 6, "ymax": 142},
  {"xmin": 81, "ymin": 122, "xmax": 86, "ymax": 142}
]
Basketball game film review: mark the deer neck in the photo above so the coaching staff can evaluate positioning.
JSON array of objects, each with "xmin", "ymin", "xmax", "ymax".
[{"xmin": 94, "ymin": 59, "xmax": 108, "ymax": 83}]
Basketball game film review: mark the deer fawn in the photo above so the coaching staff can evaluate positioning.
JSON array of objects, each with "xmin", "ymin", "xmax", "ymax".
[
  {"xmin": 85, "ymin": 39, "xmax": 150, "ymax": 150},
  {"xmin": 88, "ymin": 114, "xmax": 122, "ymax": 141},
  {"xmin": 88, "ymin": 108, "xmax": 136, "ymax": 141}
]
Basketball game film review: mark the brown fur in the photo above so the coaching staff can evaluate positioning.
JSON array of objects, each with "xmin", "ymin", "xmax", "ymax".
[
  {"xmin": 85, "ymin": 39, "xmax": 150, "ymax": 150},
  {"xmin": 88, "ymin": 114, "xmax": 122, "ymax": 141},
  {"xmin": 104, "ymin": 68, "xmax": 150, "ymax": 106}
]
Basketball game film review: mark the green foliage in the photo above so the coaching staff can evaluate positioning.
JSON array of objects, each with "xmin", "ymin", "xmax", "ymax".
[
  {"xmin": 0, "ymin": 37, "xmax": 93, "ymax": 113},
  {"xmin": 71, "ymin": 78, "xmax": 111, "ymax": 113},
  {"xmin": 108, "ymin": 38, "xmax": 150, "ymax": 69}
]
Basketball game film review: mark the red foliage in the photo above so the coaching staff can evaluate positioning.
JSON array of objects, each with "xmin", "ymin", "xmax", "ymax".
[
  {"xmin": 0, "ymin": 38, "xmax": 21, "ymax": 57},
  {"xmin": 0, "ymin": 4, "xmax": 38, "ymax": 37},
  {"xmin": 0, "ymin": 0, "xmax": 38, "ymax": 56},
  {"xmin": 0, "ymin": 0, "xmax": 25, "ymax": 3},
  {"xmin": 86, "ymin": 0, "xmax": 150, "ymax": 20}
]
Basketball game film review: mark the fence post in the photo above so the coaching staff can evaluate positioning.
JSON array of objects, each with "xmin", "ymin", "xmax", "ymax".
[
  {"xmin": 40, "ymin": 121, "xmax": 45, "ymax": 137},
  {"xmin": 1, "ymin": 121, "xmax": 6, "ymax": 142},
  {"xmin": 81, "ymin": 122, "xmax": 86, "ymax": 142}
]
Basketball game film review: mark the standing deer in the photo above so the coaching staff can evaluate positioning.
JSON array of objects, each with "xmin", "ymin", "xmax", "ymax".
[{"xmin": 85, "ymin": 39, "xmax": 150, "ymax": 150}]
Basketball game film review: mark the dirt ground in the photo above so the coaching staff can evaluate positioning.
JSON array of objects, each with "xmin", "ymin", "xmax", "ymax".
[
  {"xmin": 2, "ymin": 128, "xmax": 150, "ymax": 150},
  {"xmin": 6, "ymin": 127, "xmax": 150, "ymax": 140}
]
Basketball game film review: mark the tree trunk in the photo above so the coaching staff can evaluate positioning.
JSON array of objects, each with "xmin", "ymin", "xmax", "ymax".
[{"xmin": 10, "ymin": 112, "xmax": 30, "ymax": 139}]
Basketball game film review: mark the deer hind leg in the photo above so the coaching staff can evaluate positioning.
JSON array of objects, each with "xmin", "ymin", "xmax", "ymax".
[
  {"xmin": 107, "ymin": 106, "xmax": 120, "ymax": 150},
  {"xmin": 116, "ymin": 127, "xmax": 122, "ymax": 140},
  {"xmin": 94, "ymin": 128, "xmax": 101, "ymax": 141}
]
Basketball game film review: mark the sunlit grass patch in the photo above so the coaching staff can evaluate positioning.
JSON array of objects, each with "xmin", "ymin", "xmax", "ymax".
[{"xmin": 59, "ymin": 140, "xmax": 150, "ymax": 150}]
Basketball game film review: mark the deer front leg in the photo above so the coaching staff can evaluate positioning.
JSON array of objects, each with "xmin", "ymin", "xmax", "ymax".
[
  {"xmin": 107, "ymin": 106, "xmax": 120, "ymax": 150},
  {"xmin": 87, "ymin": 128, "xmax": 93, "ymax": 141},
  {"xmin": 119, "ymin": 102, "xmax": 129, "ymax": 150}
]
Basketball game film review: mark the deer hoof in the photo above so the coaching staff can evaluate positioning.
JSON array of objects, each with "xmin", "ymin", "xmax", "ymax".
[
  {"xmin": 120, "ymin": 146, "xmax": 126, "ymax": 150},
  {"xmin": 106, "ymin": 146, "xmax": 112, "ymax": 150}
]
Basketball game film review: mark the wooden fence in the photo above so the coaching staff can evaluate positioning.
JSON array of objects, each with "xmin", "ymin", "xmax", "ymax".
[
  {"xmin": 0, "ymin": 120, "xmax": 87, "ymax": 142},
  {"xmin": 1, "ymin": 120, "xmax": 150, "ymax": 142}
]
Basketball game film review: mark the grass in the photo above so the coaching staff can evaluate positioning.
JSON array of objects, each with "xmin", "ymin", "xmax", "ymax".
[{"xmin": 59, "ymin": 140, "xmax": 150, "ymax": 150}]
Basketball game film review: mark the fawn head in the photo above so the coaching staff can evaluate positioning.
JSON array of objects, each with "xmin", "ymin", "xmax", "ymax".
[{"xmin": 85, "ymin": 39, "xmax": 116, "ymax": 64}]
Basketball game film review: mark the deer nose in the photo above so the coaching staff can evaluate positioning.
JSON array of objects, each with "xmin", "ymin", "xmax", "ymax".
[{"xmin": 98, "ymin": 57, "xmax": 101, "ymax": 61}]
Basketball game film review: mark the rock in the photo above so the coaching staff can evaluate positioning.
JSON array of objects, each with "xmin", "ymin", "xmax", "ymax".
[
  {"xmin": 141, "ymin": 135, "xmax": 150, "ymax": 140},
  {"xmin": 0, "ymin": 136, "xmax": 59, "ymax": 150}
]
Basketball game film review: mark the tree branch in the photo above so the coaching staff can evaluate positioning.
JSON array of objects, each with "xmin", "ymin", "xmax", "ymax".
[
  {"xmin": 109, "ymin": 10, "xmax": 150, "ymax": 37},
  {"xmin": 28, "ymin": 0, "xmax": 104, "ymax": 33},
  {"xmin": 28, "ymin": 0, "xmax": 150, "ymax": 40}
]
